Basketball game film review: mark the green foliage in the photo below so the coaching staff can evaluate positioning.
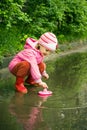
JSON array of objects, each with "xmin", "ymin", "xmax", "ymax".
[
  {"xmin": 0, "ymin": 0, "xmax": 30, "ymax": 29},
  {"xmin": 1, "ymin": 0, "xmax": 87, "ymax": 36},
  {"xmin": 62, "ymin": 0, "xmax": 87, "ymax": 35},
  {"xmin": 0, "ymin": 27, "xmax": 24, "ymax": 59},
  {"xmin": 0, "ymin": 0, "xmax": 87, "ymax": 58}
]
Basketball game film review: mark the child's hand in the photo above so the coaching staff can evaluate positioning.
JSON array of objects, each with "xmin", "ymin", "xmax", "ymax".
[
  {"xmin": 43, "ymin": 73, "xmax": 49, "ymax": 79},
  {"xmin": 38, "ymin": 82, "xmax": 48, "ymax": 89}
]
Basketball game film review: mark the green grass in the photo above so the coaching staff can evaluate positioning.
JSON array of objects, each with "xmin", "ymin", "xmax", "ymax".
[{"xmin": 0, "ymin": 27, "xmax": 24, "ymax": 62}]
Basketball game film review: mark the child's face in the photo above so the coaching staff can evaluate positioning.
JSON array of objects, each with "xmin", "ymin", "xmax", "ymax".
[{"xmin": 39, "ymin": 45, "xmax": 51, "ymax": 56}]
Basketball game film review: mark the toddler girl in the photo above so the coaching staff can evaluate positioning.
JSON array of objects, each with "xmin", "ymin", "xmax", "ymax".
[{"xmin": 8, "ymin": 32, "xmax": 58, "ymax": 94}]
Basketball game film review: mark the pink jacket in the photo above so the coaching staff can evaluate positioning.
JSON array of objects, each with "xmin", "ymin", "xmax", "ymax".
[{"xmin": 8, "ymin": 38, "xmax": 44, "ymax": 83}]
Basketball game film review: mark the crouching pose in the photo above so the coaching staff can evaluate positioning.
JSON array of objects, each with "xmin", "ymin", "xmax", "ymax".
[{"xmin": 8, "ymin": 32, "xmax": 58, "ymax": 94}]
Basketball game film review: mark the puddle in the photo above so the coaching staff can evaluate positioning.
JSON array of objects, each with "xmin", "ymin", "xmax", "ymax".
[{"xmin": 0, "ymin": 52, "xmax": 87, "ymax": 130}]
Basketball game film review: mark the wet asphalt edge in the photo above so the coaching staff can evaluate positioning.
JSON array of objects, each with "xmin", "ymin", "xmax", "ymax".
[{"xmin": 0, "ymin": 43, "xmax": 87, "ymax": 80}]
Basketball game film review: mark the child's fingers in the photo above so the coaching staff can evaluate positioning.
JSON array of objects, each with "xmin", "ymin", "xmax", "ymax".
[{"xmin": 38, "ymin": 82, "xmax": 48, "ymax": 88}]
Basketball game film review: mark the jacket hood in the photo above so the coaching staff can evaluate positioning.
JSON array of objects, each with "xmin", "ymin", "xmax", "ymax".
[{"xmin": 24, "ymin": 38, "xmax": 38, "ymax": 49}]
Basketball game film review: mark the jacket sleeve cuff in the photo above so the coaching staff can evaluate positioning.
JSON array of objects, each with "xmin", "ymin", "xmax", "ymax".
[
  {"xmin": 35, "ymin": 79, "xmax": 42, "ymax": 83},
  {"xmin": 42, "ymin": 70, "xmax": 47, "ymax": 76}
]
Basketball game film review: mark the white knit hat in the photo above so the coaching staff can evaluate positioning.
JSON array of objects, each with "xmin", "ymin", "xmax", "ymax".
[{"xmin": 38, "ymin": 32, "xmax": 58, "ymax": 51}]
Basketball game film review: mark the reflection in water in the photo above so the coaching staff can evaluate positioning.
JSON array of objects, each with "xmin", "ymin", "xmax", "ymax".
[
  {"xmin": 9, "ymin": 92, "xmax": 50, "ymax": 130},
  {"xmin": 46, "ymin": 52, "xmax": 87, "ymax": 108},
  {"xmin": 0, "ymin": 101, "xmax": 23, "ymax": 130},
  {"xmin": 0, "ymin": 52, "xmax": 87, "ymax": 129},
  {"xmin": 9, "ymin": 100, "xmax": 87, "ymax": 130}
]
